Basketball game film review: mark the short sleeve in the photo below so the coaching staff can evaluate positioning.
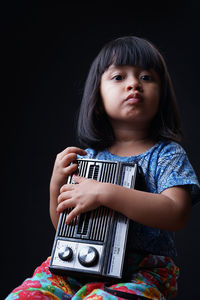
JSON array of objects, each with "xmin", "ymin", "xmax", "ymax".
[{"xmin": 156, "ymin": 143, "xmax": 200, "ymax": 206}]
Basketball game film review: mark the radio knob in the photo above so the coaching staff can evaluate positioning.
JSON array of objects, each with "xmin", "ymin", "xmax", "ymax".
[
  {"xmin": 78, "ymin": 246, "xmax": 99, "ymax": 267},
  {"xmin": 58, "ymin": 246, "xmax": 73, "ymax": 261}
]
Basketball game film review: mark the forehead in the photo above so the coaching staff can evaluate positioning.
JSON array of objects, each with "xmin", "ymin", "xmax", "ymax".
[
  {"xmin": 105, "ymin": 64, "xmax": 142, "ymax": 72},
  {"xmin": 103, "ymin": 64, "xmax": 159, "ymax": 76}
]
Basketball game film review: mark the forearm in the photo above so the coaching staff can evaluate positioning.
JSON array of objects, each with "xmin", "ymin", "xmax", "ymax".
[
  {"xmin": 49, "ymin": 184, "xmax": 60, "ymax": 229},
  {"xmin": 99, "ymin": 183, "xmax": 191, "ymax": 231}
]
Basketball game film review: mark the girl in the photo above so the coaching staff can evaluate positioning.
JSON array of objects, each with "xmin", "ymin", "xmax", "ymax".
[{"xmin": 6, "ymin": 36, "xmax": 200, "ymax": 300}]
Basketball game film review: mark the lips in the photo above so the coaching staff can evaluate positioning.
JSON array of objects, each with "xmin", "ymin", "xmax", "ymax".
[{"xmin": 125, "ymin": 93, "xmax": 143, "ymax": 104}]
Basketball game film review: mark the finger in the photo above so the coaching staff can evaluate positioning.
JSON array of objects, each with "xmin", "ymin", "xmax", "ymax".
[
  {"xmin": 72, "ymin": 175, "xmax": 86, "ymax": 184},
  {"xmin": 60, "ymin": 184, "xmax": 74, "ymax": 193},
  {"xmin": 57, "ymin": 191, "xmax": 73, "ymax": 204},
  {"xmin": 66, "ymin": 206, "xmax": 81, "ymax": 224},
  {"xmin": 56, "ymin": 153, "xmax": 78, "ymax": 172},
  {"xmin": 58, "ymin": 147, "xmax": 87, "ymax": 160},
  {"xmin": 63, "ymin": 163, "xmax": 78, "ymax": 177},
  {"xmin": 61, "ymin": 153, "xmax": 77, "ymax": 165},
  {"xmin": 56, "ymin": 198, "xmax": 74, "ymax": 213}
]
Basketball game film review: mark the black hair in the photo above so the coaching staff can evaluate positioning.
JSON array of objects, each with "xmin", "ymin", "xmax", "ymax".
[{"xmin": 77, "ymin": 36, "xmax": 182, "ymax": 150}]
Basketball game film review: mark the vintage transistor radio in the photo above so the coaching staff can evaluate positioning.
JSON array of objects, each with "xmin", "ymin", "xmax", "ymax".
[{"xmin": 49, "ymin": 158, "xmax": 137, "ymax": 280}]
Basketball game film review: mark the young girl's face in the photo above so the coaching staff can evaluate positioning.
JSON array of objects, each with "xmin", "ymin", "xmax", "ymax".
[{"xmin": 100, "ymin": 64, "xmax": 161, "ymax": 130}]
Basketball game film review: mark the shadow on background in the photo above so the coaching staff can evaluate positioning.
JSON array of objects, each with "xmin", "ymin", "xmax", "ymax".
[{"xmin": 2, "ymin": 2, "xmax": 200, "ymax": 299}]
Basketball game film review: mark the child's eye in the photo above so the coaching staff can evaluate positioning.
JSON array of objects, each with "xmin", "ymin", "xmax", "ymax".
[
  {"xmin": 113, "ymin": 74, "xmax": 124, "ymax": 81},
  {"xmin": 140, "ymin": 74, "xmax": 152, "ymax": 81}
]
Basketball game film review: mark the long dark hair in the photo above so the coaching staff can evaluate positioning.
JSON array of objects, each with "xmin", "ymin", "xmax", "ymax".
[{"xmin": 77, "ymin": 36, "xmax": 182, "ymax": 150}]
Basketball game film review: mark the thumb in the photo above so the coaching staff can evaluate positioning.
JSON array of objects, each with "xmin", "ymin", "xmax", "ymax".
[{"xmin": 73, "ymin": 174, "xmax": 85, "ymax": 183}]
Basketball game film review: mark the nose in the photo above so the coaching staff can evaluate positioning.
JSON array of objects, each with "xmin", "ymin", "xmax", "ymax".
[{"xmin": 126, "ymin": 77, "xmax": 142, "ymax": 91}]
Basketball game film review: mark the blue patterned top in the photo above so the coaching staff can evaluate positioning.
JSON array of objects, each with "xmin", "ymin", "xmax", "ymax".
[{"xmin": 79, "ymin": 141, "xmax": 200, "ymax": 259}]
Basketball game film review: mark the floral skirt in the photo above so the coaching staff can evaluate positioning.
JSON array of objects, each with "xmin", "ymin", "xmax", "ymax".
[{"xmin": 5, "ymin": 254, "xmax": 179, "ymax": 300}]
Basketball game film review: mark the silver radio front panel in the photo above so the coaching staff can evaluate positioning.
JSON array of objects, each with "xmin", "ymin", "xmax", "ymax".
[{"xmin": 49, "ymin": 158, "xmax": 137, "ymax": 279}]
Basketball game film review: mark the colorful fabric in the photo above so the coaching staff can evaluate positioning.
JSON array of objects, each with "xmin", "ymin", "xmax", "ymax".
[
  {"xmin": 79, "ymin": 141, "xmax": 200, "ymax": 259},
  {"xmin": 6, "ymin": 254, "xmax": 179, "ymax": 300}
]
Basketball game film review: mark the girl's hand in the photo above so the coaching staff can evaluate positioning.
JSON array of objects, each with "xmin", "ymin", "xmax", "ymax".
[
  {"xmin": 50, "ymin": 147, "xmax": 87, "ymax": 191},
  {"xmin": 57, "ymin": 175, "xmax": 101, "ymax": 224},
  {"xmin": 49, "ymin": 147, "xmax": 87, "ymax": 229}
]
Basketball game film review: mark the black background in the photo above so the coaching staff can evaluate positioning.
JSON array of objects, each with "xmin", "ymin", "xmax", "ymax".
[{"xmin": 2, "ymin": 1, "xmax": 200, "ymax": 299}]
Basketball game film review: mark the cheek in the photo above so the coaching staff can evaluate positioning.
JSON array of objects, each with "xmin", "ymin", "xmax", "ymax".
[
  {"xmin": 150, "ymin": 86, "xmax": 160, "ymax": 107},
  {"xmin": 145, "ymin": 89, "xmax": 160, "ymax": 119},
  {"xmin": 153, "ymin": 91, "xmax": 160, "ymax": 107},
  {"xmin": 100, "ymin": 88, "xmax": 116, "ymax": 110},
  {"xmin": 100, "ymin": 84, "xmax": 109, "ymax": 107},
  {"xmin": 151, "ymin": 97, "xmax": 160, "ymax": 116}
]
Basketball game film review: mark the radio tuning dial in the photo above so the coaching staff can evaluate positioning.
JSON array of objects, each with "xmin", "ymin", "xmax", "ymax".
[
  {"xmin": 58, "ymin": 246, "xmax": 73, "ymax": 261},
  {"xmin": 78, "ymin": 246, "xmax": 99, "ymax": 267}
]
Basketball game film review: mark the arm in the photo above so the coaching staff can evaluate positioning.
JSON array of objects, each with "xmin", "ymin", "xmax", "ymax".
[
  {"xmin": 100, "ymin": 183, "xmax": 191, "ymax": 231},
  {"xmin": 57, "ymin": 175, "xmax": 191, "ymax": 231},
  {"xmin": 49, "ymin": 147, "xmax": 87, "ymax": 229}
]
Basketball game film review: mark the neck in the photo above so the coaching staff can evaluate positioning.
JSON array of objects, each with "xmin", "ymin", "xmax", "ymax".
[{"xmin": 109, "ymin": 126, "xmax": 155, "ymax": 157}]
